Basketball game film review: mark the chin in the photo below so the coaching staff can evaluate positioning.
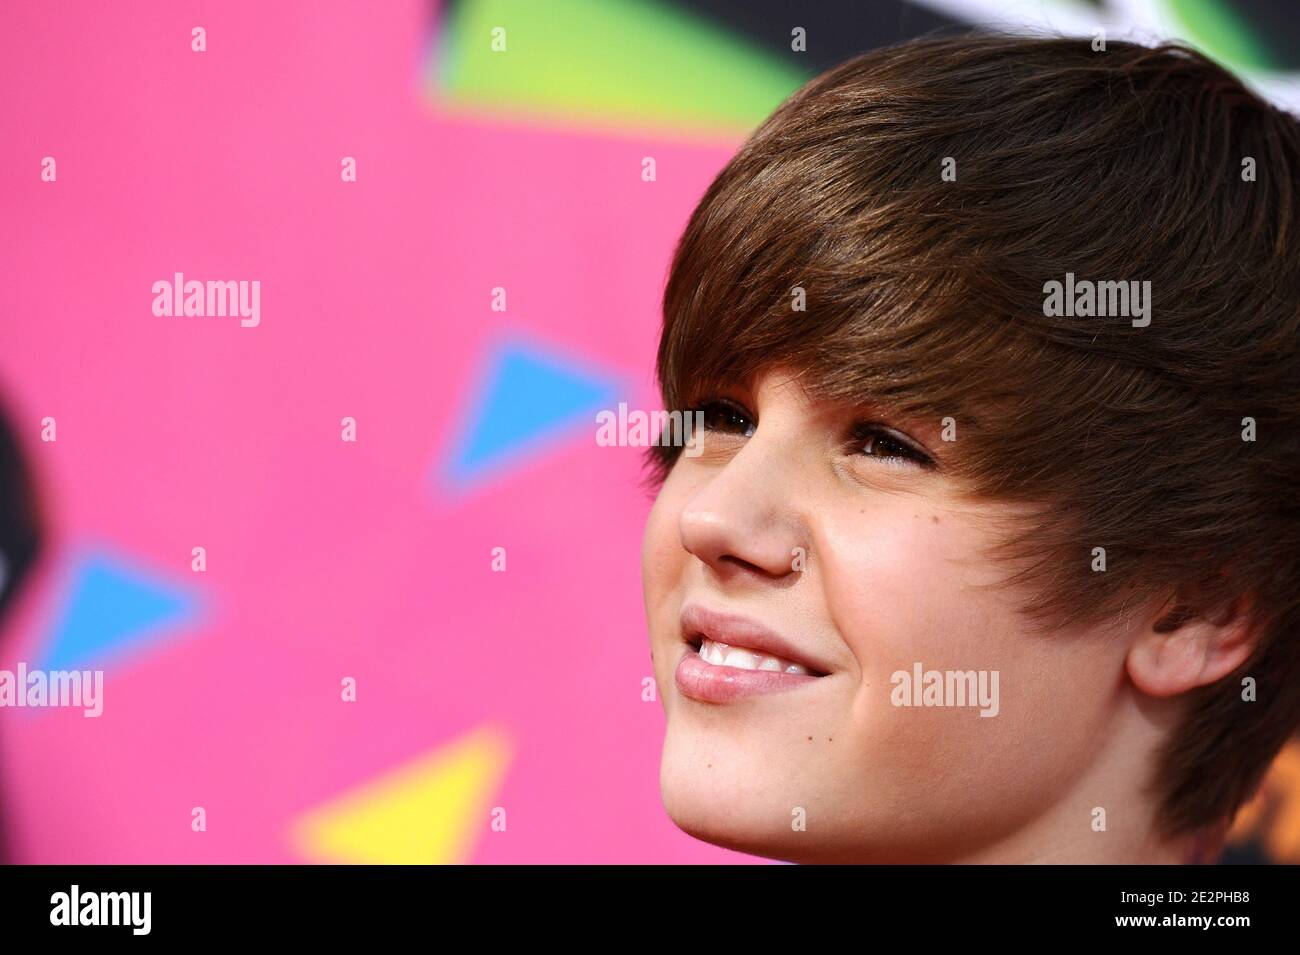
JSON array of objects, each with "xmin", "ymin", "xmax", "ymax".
[
  {"xmin": 660, "ymin": 785, "xmax": 803, "ymax": 863},
  {"xmin": 658, "ymin": 729, "xmax": 849, "ymax": 864},
  {"xmin": 656, "ymin": 727, "xmax": 1001, "ymax": 864},
  {"xmin": 659, "ymin": 782, "xmax": 883, "ymax": 864}
]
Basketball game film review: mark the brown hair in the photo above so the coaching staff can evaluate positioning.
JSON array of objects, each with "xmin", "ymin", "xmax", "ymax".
[{"xmin": 649, "ymin": 33, "xmax": 1300, "ymax": 842}]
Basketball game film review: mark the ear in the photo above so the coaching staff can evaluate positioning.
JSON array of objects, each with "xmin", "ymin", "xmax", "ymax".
[{"xmin": 1126, "ymin": 590, "xmax": 1257, "ymax": 698}]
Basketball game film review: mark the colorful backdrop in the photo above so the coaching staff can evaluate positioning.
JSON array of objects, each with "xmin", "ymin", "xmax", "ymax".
[{"xmin": 1, "ymin": 0, "xmax": 1297, "ymax": 864}]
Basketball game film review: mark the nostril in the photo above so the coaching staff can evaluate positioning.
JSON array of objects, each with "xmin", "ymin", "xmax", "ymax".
[{"xmin": 717, "ymin": 553, "xmax": 791, "ymax": 580}]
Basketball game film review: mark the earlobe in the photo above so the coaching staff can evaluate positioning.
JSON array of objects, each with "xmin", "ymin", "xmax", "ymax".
[
  {"xmin": 1126, "ymin": 599, "xmax": 1256, "ymax": 698},
  {"xmin": 1126, "ymin": 619, "xmax": 1209, "ymax": 697}
]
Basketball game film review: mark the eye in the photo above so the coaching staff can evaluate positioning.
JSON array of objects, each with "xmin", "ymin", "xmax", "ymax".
[
  {"xmin": 851, "ymin": 422, "xmax": 934, "ymax": 469},
  {"xmin": 695, "ymin": 399, "xmax": 756, "ymax": 437}
]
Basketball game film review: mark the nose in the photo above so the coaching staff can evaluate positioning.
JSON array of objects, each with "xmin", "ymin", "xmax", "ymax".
[{"xmin": 678, "ymin": 435, "xmax": 807, "ymax": 581}]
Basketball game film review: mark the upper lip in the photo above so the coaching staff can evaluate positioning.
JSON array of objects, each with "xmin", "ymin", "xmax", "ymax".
[{"xmin": 680, "ymin": 603, "xmax": 831, "ymax": 676}]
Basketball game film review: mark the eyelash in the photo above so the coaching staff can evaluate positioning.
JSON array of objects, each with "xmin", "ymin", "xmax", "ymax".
[{"xmin": 692, "ymin": 399, "xmax": 934, "ymax": 469}]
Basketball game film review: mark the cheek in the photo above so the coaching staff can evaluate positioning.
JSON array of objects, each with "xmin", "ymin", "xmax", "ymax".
[
  {"xmin": 817, "ymin": 501, "xmax": 1117, "ymax": 803},
  {"xmin": 819, "ymin": 502, "xmax": 986, "ymax": 670},
  {"xmin": 641, "ymin": 473, "xmax": 693, "ymax": 690},
  {"xmin": 641, "ymin": 477, "xmax": 686, "ymax": 608}
]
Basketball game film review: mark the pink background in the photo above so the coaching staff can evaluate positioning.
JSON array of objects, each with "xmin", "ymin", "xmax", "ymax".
[{"xmin": 0, "ymin": 0, "xmax": 758, "ymax": 863}]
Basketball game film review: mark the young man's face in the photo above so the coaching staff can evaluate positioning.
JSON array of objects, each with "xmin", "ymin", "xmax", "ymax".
[{"xmin": 642, "ymin": 367, "xmax": 1154, "ymax": 863}]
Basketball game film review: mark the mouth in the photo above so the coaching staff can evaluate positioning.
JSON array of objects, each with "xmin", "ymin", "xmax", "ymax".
[
  {"xmin": 675, "ymin": 604, "xmax": 831, "ymax": 704},
  {"xmin": 684, "ymin": 635, "xmax": 824, "ymax": 676}
]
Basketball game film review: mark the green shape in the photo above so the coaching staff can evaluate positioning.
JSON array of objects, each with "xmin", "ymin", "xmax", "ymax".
[
  {"xmin": 1165, "ymin": 0, "xmax": 1276, "ymax": 72},
  {"xmin": 432, "ymin": 0, "xmax": 806, "ymax": 134}
]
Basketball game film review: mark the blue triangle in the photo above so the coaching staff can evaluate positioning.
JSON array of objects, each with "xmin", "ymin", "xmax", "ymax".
[
  {"xmin": 37, "ymin": 551, "xmax": 199, "ymax": 672},
  {"xmin": 445, "ymin": 339, "xmax": 622, "ymax": 485}
]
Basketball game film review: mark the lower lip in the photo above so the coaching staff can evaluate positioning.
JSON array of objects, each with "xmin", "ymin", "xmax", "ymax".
[{"xmin": 674, "ymin": 645, "xmax": 823, "ymax": 703}]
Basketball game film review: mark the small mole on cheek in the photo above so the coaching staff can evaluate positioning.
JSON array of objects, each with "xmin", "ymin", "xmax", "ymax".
[
  {"xmin": 932, "ymin": 515, "xmax": 940, "ymax": 524},
  {"xmin": 807, "ymin": 735, "xmax": 813, "ymax": 741},
  {"xmin": 828, "ymin": 737, "xmax": 833, "ymax": 742}
]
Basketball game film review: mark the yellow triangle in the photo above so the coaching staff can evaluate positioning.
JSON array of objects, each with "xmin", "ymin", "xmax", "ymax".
[{"xmin": 291, "ymin": 724, "xmax": 511, "ymax": 864}]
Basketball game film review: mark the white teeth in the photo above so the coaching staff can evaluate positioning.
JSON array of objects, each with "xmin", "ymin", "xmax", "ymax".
[
  {"xmin": 698, "ymin": 638, "xmax": 811, "ymax": 675},
  {"xmin": 723, "ymin": 647, "xmax": 760, "ymax": 669}
]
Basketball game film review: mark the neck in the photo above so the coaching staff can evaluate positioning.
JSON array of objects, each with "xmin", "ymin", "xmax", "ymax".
[{"xmin": 947, "ymin": 701, "xmax": 1213, "ymax": 864}]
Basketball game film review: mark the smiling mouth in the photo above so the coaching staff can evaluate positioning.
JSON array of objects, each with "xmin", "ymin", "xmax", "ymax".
[
  {"xmin": 686, "ymin": 635, "xmax": 826, "ymax": 677},
  {"xmin": 679, "ymin": 603, "xmax": 832, "ymax": 679}
]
